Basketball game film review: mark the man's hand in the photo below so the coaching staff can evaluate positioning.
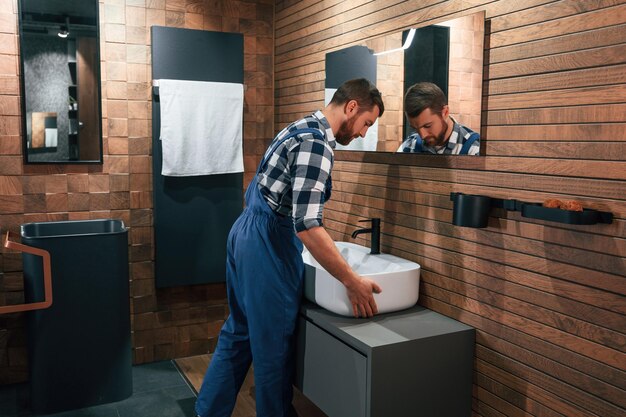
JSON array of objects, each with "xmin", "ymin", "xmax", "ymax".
[
  {"xmin": 297, "ymin": 226, "xmax": 382, "ymax": 318},
  {"xmin": 345, "ymin": 276, "xmax": 382, "ymax": 318}
]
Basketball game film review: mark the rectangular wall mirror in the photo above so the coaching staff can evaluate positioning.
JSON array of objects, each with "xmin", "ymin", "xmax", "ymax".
[
  {"xmin": 18, "ymin": 0, "xmax": 103, "ymax": 164},
  {"xmin": 325, "ymin": 11, "xmax": 485, "ymax": 155}
]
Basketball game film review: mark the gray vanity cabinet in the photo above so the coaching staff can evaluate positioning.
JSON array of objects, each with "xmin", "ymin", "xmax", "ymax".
[{"xmin": 295, "ymin": 303, "xmax": 475, "ymax": 417}]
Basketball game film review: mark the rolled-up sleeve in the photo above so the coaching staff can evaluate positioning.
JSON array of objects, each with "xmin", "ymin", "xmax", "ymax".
[{"xmin": 289, "ymin": 137, "xmax": 333, "ymax": 232}]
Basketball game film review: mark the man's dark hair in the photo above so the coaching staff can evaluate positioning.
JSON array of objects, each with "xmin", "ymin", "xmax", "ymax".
[
  {"xmin": 404, "ymin": 82, "xmax": 447, "ymax": 118},
  {"xmin": 329, "ymin": 78, "xmax": 384, "ymax": 117}
]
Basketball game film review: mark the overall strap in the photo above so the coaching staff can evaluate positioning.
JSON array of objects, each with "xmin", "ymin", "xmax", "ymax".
[
  {"xmin": 256, "ymin": 127, "xmax": 325, "ymax": 175},
  {"xmin": 413, "ymin": 135, "xmax": 423, "ymax": 152},
  {"xmin": 460, "ymin": 132, "xmax": 479, "ymax": 155}
]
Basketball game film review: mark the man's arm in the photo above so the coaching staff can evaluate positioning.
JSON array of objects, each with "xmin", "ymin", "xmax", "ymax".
[{"xmin": 297, "ymin": 226, "xmax": 381, "ymax": 318}]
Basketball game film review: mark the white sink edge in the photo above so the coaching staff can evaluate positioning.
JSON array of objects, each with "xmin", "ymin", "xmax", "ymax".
[
  {"xmin": 305, "ymin": 262, "xmax": 421, "ymax": 317},
  {"xmin": 302, "ymin": 241, "xmax": 421, "ymax": 317}
]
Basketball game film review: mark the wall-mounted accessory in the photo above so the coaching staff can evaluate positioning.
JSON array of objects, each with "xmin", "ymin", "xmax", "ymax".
[
  {"xmin": 1, "ymin": 231, "xmax": 52, "ymax": 314},
  {"xmin": 451, "ymin": 192, "xmax": 613, "ymax": 227},
  {"xmin": 451, "ymin": 193, "xmax": 492, "ymax": 228},
  {"xmin": 499, "ymin": 198, "xmax": 613, "ymax": 225}
]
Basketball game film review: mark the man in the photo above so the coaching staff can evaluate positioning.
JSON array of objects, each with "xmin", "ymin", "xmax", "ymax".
[
  {"xmin": 195, "ymin": 78, "xmax": 385, "ymax": 417},
  {"xmin": 397, "ymin": 82, "xmax": 480, "ymax": 155}
]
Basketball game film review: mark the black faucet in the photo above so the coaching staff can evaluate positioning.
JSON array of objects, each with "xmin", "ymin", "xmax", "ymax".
[{"xmin": 351, "ymin": 218, "xmax": 380, "ymax": 254}]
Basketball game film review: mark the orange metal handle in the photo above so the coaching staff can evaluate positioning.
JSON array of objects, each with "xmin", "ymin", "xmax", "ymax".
[{"xmin": 0, "ymin": 231, "xmax": 53, "ymax": 314}]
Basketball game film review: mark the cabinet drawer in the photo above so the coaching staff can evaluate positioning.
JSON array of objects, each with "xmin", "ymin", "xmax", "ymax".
[{"xmin": 295, "ymin": 318, "xmax": 367, "ymax": 417}]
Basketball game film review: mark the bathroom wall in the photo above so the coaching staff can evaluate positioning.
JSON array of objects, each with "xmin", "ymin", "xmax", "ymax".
[
  {"xmin": 438, "ymin": 12, "xmax": 483, "ymax": 131},
  {"xmin": 366, "ymin": 31, "xmax": 405, "ymax": 152},
  {"xmin": 0, "ymin": 0, "xmax": 273, "ymax": 384},
  {"xmin": 275, "ymin": 1, "xmax": 625, "ymax": 416}
]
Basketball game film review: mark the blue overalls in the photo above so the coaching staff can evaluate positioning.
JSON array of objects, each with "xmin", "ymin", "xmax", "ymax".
[{"xmin": 195, "ymin": 128, "xmax": 328, "ymax": 417}]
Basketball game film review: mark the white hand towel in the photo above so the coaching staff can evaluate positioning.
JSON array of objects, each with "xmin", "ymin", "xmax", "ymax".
[
  {"xmin": 159, "ymin": 79, "xmax": 244, "ymax": 176},
  {"xmin": 44, "ymin": 128, "xmax": 58, "ymax": 147}
]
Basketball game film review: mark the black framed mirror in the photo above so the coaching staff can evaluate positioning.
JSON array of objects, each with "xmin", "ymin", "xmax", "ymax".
[
  {"xmin": 18, "ymin": 0, "xmax": 103, "ymax": 164},
  {"xmin": 325, "ymin": 11, "xmax": 485, "ymax": 155}
]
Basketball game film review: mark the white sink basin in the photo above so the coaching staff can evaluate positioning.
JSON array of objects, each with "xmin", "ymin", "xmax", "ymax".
[{"xmin": 301, "ymin": 241, "xmax": 421, "ymax": 317}]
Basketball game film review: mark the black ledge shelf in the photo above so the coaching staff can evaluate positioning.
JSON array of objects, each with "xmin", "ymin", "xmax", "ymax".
[
  {"xmin": 518, "ymin": 203, "xmax": 613, "ymax": 225},
  {"xmin": 450, "ymin": 193, "xmax": 613, "ymax": 227}
]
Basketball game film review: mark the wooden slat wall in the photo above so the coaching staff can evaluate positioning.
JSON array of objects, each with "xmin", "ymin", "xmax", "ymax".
[{"xmin": 275, "ymin": 1, "xmax": 626, "ymax": 416}]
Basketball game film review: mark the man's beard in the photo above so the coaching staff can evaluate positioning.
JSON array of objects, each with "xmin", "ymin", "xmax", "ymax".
[
  {"xmin": 423, "ymin": 118, "xmax": 449, "ymax": 147},
  {"xmin": 335, "ymin": 116, "xmax": 357, "ymax": 145}
]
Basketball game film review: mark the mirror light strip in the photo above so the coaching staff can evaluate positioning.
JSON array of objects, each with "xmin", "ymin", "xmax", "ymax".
[{"xmin": 373, "ymin": 28, "xmax": 416, "ymax": 56}]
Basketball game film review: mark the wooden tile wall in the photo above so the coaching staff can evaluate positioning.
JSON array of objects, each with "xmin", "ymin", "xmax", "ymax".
[
  {"xmin": 366, "ymin": 32, "xmax": 404, "ymax": 152},
  {"xmin": 0, "ymin": 0, "xmax": 273, "ymax": 384},
  {"xmin": 440, "ymin": 12, "xmax": 483, "ymax": 131},
  {"xmin": 275, "ymin": 0, "xmax": 625, "ymax": 416}
]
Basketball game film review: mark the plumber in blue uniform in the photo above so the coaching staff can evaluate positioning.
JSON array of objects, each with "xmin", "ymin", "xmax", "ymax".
[
  {"xmin": 195, "ymin": 78, "xmax": 385, "ymax": 417},
  {"xmin": 398, "ymin": 82, "xmax": 480, "ymax": 155}
]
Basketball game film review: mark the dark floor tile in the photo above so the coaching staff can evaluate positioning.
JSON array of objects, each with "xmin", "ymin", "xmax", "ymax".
[
  {"xmin": 0, "ymin": 361, "xmax": 195, "ymax": 417},
  {"xmin": 132, "ymin": 361, "xmax": 187, "ymax": 394},
  {"xmin": 0, "ymin": 400, "xmax": 18, "ymax": 417},
  {"xmin": 0, "ymin": 390, "xmax": 17, "ymax": 416},
  {"xmin": 0, "ymin": 383, "xmax": 29, "ymax": 417},
  {"xmin": 0, "ymin": 386, "xmax": 15, "ymax": 404},
  {"xmin": 31, "ymin": 403, "xmax": 119, "ymax": 417},
  {"xmin": 116, "ymin": 385, "xmax": 196, "ymax": 417},
  {"xmin": 0, "ymin": 384, "xmax": 120, "ymax": 417}
]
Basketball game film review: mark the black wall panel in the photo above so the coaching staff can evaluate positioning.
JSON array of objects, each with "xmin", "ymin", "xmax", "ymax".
[
  {"xmin": 151, "ymin": 26, "xmax": 243, "ymax": 288},
  {"xmin": 325, "ymin": 45, "xmax": 377, "ymax": 89}
]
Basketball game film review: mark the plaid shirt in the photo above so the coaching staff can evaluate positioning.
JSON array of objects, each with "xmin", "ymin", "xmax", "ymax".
[
  {"xmin": 398, "ymin": 117, "xmax": 480, "ymax": 155},
  {"xmin": 257, "ymin": 110, "xmax": 336, "ymax": 232}
]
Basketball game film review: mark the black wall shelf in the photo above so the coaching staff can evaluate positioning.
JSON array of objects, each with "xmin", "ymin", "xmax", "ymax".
[{"xmin": 451, "ymin": 193, "xmax": 613, "ymax": 227}]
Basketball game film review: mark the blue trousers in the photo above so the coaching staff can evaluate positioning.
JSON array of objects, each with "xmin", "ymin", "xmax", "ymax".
[{"xmin": 195, "ymin": 179, "xmax": 304, "ymax": 417}]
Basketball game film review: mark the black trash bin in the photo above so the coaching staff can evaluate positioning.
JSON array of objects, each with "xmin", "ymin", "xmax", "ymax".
[{"xmin": 20, "ymin": 219, "xmax": 132, "ymax": 414}]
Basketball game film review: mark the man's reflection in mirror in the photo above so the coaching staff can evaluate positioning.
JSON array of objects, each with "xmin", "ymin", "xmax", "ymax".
[{"xmin": 397, "ymin": 82, "xmax": 480, "ymax": 155}]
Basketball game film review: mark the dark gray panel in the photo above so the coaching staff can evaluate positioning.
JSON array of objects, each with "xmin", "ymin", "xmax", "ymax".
[
  {"xmin": 151, "ymin": 26, "xmax": 244, "ymax": 287},
  {"xmin": 302, "ymin": 303, "xmax": 473, "ymax": 354},
  {"xmin": 295, "ymin": 318, "xmax": 367, "ymax": 417},
  {"xmin": 325, "ymin": 45, "xmax": 377, "ymax": 88},
  {"xmin": 403, "ymin": 26, "xmax": 450, "ymax": 137},
  {"xmin": 298, "ymin": 304, "xmax": 475, "ymax": 417},
  {"xmin": 369, "ymin": 330, "xmax": 474, "ymax": 417},
  {"xmin": 152, "ymin": 26, "xmax": 243, "ymax": 82},
  {"xmin": 403, "ymin": 26, "xmax": 450, "ymax": 97}
]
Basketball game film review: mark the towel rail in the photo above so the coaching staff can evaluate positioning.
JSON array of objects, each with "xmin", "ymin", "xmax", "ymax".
[
  {"xmin": 152, "ymin": 79, "xmax": 246, "ymax": 96},
  {"xmin": 1, "ymin": 231, "xmax": 53, "ymax": 314}
]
